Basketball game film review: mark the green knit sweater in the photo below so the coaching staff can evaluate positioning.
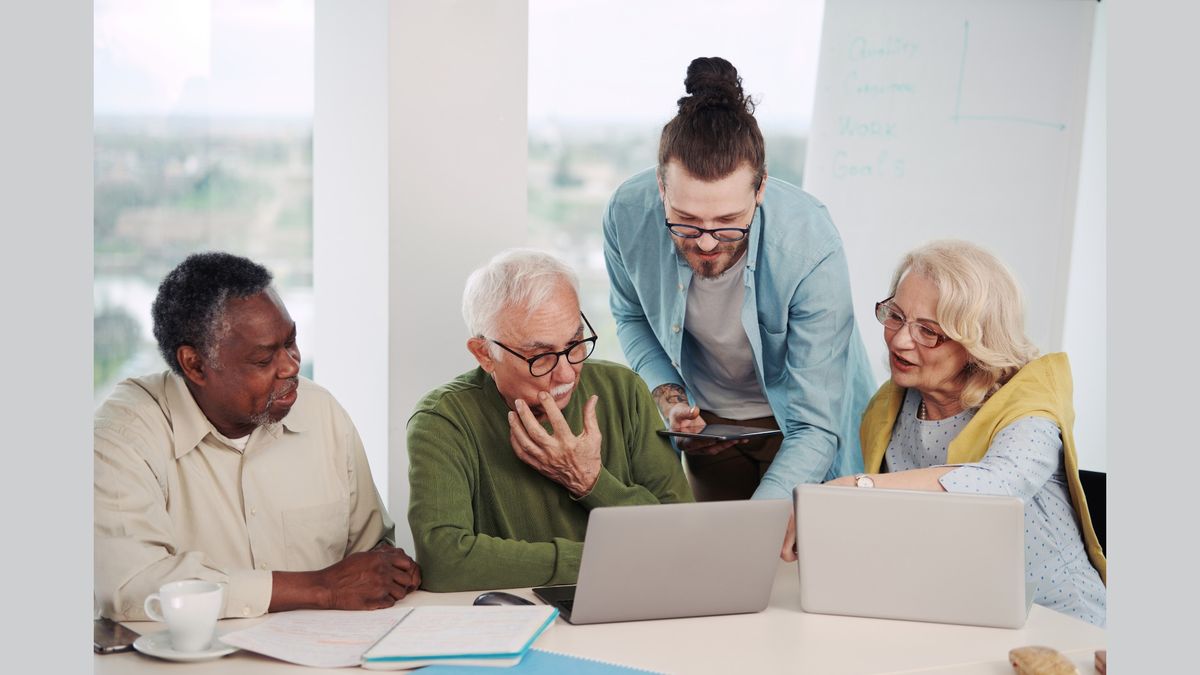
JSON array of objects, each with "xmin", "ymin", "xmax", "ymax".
[{"xmin": 407, "ymin": 361, "xmax": 694, "ymax": 592}]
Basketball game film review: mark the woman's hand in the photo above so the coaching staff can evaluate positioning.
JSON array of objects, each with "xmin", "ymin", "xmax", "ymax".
[{"xmin": 780, "ymin": 512, "xmax": 797, "ymax": 562}]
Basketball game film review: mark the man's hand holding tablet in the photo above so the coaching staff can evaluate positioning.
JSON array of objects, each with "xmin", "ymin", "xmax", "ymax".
[
  {"xmin": 657, "ymin": 403, "xmax": 782, "ymax": 455},
  {"xmin": 661, "ymin": 402, "xmax": 735, "ymax": 456}
]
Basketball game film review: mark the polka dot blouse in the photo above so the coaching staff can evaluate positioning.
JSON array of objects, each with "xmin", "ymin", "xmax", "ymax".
[{"xmin": 883, "ymin": 388, "xmax": 1106, "ymax": 627}]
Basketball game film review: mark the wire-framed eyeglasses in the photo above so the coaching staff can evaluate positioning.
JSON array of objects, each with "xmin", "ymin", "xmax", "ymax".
[
  {"xmin": 874, "ymin": 298, "xmax": 952, "ymax": 348},
  {"xmin": 486, "ymin": 313, "xmax": 599, "ymax": 377}
]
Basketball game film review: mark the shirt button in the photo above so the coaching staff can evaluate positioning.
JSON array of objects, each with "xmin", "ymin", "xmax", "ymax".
[
  {"xmin": 677, "ymin": 283, "xmax": 684, "ymax": 291},
  {"xmin": 242, "ymin": 607, "xmax": 251, "ymax": 616},
  {"xmin": 260, "ymin": 563, "xmax": 269, "ymax": 570},
  {"xmin": 671, "ymin": 324, "xmax": 680, "ymax": 333},
  {"xmin": 250, "ymin": 507, "xmax": 257, "ymax": 516},
  {"xmin": 671, "ymin": 361, "xmax": 679, "ymax": 369}
]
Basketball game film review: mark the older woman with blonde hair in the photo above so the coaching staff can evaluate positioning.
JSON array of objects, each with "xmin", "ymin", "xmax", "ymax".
[{"xmin": 785, "ymin": 240, "xmax": 1106, "ymax": 627}]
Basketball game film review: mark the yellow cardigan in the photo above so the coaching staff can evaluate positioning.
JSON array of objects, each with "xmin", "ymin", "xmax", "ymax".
[{"xmin": 858, "ymin": 352, "xmax": 1106, "ymax": 584}]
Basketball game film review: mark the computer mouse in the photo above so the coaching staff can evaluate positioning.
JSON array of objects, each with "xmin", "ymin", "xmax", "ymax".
[{"xmin": 472, "ymin": 591, "xmax": 534, "ymax": 607}]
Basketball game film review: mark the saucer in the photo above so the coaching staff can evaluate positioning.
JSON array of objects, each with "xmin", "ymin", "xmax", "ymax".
[{"xmin": 133, "ymin": 629, "xmax": 239, "ymax": 662}]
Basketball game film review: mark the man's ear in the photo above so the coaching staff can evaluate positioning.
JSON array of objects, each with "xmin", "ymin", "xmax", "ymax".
[
  {"xmin": 466, "ymin": 337, "xmax": 495, "ymax": 374},
  {"xmin": 176, "ymin": 345, "xmax": 208, "ymax": 386},
  {"xmin": 756, "ymin": 170, "xmax": 768, "ymax": 205},
  {"xmin": 656, "ymin": 172, "xmax": 666, "ymax": 202}
]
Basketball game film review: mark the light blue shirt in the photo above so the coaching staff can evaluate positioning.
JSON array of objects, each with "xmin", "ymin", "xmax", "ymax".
[{"xmin": 603, "ymin": 168, "xmax": 877, "ymax": 499}]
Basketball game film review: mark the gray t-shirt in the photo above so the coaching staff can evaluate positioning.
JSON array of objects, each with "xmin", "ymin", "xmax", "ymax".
[
  {"xmin": 681, "ymin": 252, "xmax": 773, "ymax": 419},
  {"xmin": 884, "ymin": 388, "xmax": 1106, "ymax": 627}
]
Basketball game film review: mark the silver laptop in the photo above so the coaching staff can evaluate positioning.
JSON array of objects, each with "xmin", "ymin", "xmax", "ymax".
[
  {"xmin": 793, "ymin": 484, "xmax": 1034, "ymax": 629},
  {"xmin": 533, "ymin": 500, "xmax": 791, "ymax": 624}
]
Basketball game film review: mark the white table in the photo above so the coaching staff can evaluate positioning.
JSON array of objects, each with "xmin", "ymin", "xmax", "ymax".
[{"xmin": 96, "ymin": 562, "xmax": 1106, "ymax": 674}]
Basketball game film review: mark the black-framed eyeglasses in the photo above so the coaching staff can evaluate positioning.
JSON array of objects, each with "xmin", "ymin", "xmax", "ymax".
[
  {"xmin": 664, "ymin": 220, "xmax": 753, "ymax": 242},
  {"xmin": 874, "ymin": 298, "xmax": 952, "ymax": 348},
  {"xmin": 662, "ymin": 188, "xmax": 760, "ymax": 243},
  {"xmin": 486, "ymin": 313, "xmax": 599, "ymax": 377}
]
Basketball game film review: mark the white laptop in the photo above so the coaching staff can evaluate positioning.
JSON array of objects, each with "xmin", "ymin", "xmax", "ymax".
[
  {"xmin": 533, "ymin": 500, "xmax": 791, "ymax": 624},
  {"xmin": 793, "ymin": 484, "xmax": 1034, "ymax": 629}
]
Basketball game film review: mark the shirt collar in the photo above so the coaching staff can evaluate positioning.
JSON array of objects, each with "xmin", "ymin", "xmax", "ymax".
[
  {"xmin": 165, "ymin": 373, "xmax": 308, "ymax": 458},
  {"xmin": 746, "ymin": 200, "xmax": 763, "ymax": 272},
  {"xmin": 278, "ymin": 398, "xmax": 308, "ymax": 434},
  {"xmin": 165, "ymin": 372, "xmax": 217, "ymax": 460}
]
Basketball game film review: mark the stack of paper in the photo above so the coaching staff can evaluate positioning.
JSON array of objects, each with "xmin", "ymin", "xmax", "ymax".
[
  {"xmin": 220, "ymin": 606, "xmax": 410, "ymax": 668},
  {"xmin": 219, "ymin": 605, "xmax": 557, "ymax": 670}
]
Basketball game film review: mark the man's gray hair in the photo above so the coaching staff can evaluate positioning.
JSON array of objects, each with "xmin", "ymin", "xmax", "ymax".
[
  {"xmin": 151, "ymin": 251, "xmax": 273, "ymax": 375},
  {"xmin": 462, "ymin": 248, "xmax": 580, "ymax": 341}
]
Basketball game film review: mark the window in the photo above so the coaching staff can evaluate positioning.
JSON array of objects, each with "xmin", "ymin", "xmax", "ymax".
[{"xmin": 94, "ymin": 0, "xmax": 314, "ymax": 401}]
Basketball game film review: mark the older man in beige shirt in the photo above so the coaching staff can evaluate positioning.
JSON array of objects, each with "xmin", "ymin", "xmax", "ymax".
[{"xmin": 95, "ymin": 252, "xmax": 420, "ymax": 621}]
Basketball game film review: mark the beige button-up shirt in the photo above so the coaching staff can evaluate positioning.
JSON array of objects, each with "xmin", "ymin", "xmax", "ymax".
[{"xmin": 94, "ymin": 372, "xmax": 394, "ymax": 620}]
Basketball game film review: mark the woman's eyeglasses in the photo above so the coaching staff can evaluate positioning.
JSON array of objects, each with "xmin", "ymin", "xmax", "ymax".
[{"xmin": 874, "ymin": 299, "xmax": 952, "ymax": 348}]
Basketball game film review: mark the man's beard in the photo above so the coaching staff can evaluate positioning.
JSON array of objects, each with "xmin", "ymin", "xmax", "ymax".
[
  {"xmin": 249, "ymin": 377, "xmax": 299, "ymax": 427},
  {"xmin": 673, "ymin": 237, "xmax": 749, "ymax": 279}
]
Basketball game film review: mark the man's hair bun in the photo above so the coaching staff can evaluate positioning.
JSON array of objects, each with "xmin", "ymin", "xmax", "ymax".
[
  {"xmin": 658, "ymin": 56, "xmax": 765, "ymax": 184},
  {"xmin": 677, "ymin": 56, "xmax": 756, "ymax": 115}
]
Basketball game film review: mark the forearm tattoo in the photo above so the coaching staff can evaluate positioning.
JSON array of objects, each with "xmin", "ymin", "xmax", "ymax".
[{"xmin": 651, "ymin": 383, "xmax": 689, "ymax": 409}]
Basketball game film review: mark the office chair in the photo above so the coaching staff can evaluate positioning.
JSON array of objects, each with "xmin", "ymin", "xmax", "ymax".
[{"xmin": 1077, "ymin": 470, "xmax": 1105, "ymax": 555}]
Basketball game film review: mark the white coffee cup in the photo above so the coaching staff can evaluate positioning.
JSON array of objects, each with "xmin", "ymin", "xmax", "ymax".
[{"xmin": 143, "ymin": 580, "xmax": 224, "ymax": 652}]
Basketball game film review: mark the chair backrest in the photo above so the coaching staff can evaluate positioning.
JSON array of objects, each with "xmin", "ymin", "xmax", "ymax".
[{"xmin": 1077, "ymin": 469, "xmax": 1106, "ymax": 554}]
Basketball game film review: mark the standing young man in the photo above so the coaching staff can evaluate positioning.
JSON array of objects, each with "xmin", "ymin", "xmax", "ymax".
[{"xmin": 603, "ymin": 57, "xmax": 876, "ymax": 501}]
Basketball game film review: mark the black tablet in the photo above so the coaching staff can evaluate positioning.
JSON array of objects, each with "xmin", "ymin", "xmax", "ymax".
[{"xmin": 656, "ymin": 424, "xmax": 782, "ymax": 441}]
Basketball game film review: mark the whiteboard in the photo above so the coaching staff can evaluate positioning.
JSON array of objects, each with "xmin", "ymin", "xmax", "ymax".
[{"xmin": 803, "ymin": 0, "xmax": 1096, "ymax": 383}]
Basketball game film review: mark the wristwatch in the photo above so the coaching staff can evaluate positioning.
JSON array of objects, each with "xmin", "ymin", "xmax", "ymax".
[{"xmin": 854, "ymin": 473, "xmax": 875, "ymax": 488}]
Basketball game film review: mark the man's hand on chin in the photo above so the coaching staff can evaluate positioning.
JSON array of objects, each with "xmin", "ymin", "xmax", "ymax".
[{"xmin": 507, "ymin": 392, "xmax": 602, "ymax": 498}]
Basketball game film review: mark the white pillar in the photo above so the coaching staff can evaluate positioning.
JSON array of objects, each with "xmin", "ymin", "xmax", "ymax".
[
  {"xmin": 316, "ymin": 1, "xmax": 528, "ymax": 551},
  {"xmin": 388, "ymin": 1, "xmax": 529, "ymax": 551}
]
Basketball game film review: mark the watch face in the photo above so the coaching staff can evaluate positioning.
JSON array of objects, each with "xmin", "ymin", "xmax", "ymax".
[{"xmin": 856, "ymin": 474, "xmax": 874, "ymax": 488}]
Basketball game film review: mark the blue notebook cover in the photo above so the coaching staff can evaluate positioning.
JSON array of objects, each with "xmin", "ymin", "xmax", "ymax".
[{"xmin": 415, "ymin": 649, "xmax": 663, "ymax": 674}]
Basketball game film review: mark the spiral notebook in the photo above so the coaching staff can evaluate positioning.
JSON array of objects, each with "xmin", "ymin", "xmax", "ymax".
[
  {"xmin": 415, "ymin": 649, "xmax": 663, "ymax": 674},
  {"xmin": 360, "ymin": 606, "xmax": 558, "ymax": 670}
]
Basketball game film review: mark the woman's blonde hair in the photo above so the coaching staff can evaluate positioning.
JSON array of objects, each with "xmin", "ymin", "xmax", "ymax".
[{"xmin": 888, "ymin": 240, "xmax": 1039, "ymax": 409}]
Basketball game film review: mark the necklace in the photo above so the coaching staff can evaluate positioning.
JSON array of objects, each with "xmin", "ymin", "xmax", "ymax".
[{"xmin": 918, "ymin": 399, "xmax": 927, "ymax": 420}]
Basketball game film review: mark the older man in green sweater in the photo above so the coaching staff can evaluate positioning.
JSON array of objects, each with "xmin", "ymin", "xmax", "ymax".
[{"xmin": 407, "ymin": 249, "xmax": 694, "ymax": 592}]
